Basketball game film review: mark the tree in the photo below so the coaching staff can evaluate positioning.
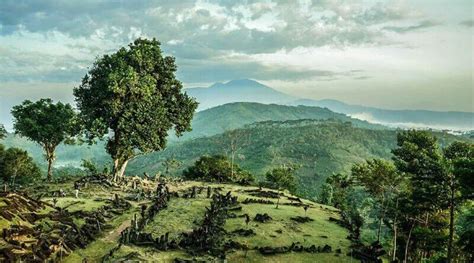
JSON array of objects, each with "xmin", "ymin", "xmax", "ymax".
[
  {"xmin": 74, "ymin": 38, "xmax": 197, "ymax": 182},
  {"xmin": 325, "ymin": 173, "xmax": 353, "ymax": 210},
  {"xmin": 352, "ymin": 159, "xmax": 403, "ymax": 242},
  {"xmin": 443, "ymin": 141, "xmax": 474, "ymax": 262},
  {"xmin": 0, "ymin": 124, "xmax": 6, "ymax": 140},
  {"xmin": 392, "ymin": 130, "xmax": 449, "ymax": 262},
  {"xmin": 162, "ymin": 157, "xmax": 182, "ymax": 176},
  {"xmin": 11, "ymin": 99, "xmax": 78, "ymax": 181},
  {"xmin": 265, "ymin": 166, "xmax": 297, "ymax": 208},
  {"xmin": 0, "ymin": 146, "xmax": 41, "ymax": 186},
  {"xmin": 221, "ymin": 129, "xmax": 251, "ymax": 178},
  {"xmin": 183, "ymin": 155, "xmax": 254, "ymax": 185}
]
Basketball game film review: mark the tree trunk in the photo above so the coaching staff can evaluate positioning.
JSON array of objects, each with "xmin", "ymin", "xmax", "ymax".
[
  {"xmin": 44, "ymin": 146, "xmax": 56, "ymax": 182},
  {"xmin": 392, "ymin": 198, "xmax": 399, "ymax": 262},
  {"xmin": 113, "ymin": 159, "xmax": 129, "ymax": 182},
  {"xmin": 230, "ymin": 151, "xmax": 235, "ymax": 178},
  {"xmin": 404, "ymin": 221, "xmax": 415, "ymax": 263},
  {"xmin": 47, "ymin": 158, "xmax": 53, "ymax": 182},
  {"xmin": 377, "ymin": 194, "xmax": 385, "ymax": 242},
  {"xmin": 447, "ymin": 180, "xmax": 455, "ymax": 263}
]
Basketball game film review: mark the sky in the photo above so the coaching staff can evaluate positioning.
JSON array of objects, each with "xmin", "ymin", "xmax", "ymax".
[{"xmin": 0, "ymin": 0, "xmax": 473, "ymax": 129}]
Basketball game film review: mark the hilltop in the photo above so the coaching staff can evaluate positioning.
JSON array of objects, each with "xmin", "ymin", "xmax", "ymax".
[{"xmin": 0, "ymin": 178, "xmax": 355, "ymax": 262}]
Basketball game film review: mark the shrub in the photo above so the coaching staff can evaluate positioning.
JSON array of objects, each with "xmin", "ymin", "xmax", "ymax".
[
  {"xmin": 183, "ymin": 155, "xmax": 254, "ymax": 185},
  {"xmin": 0, "ymin": 144, "xmax": 41, "ymax": 186}
]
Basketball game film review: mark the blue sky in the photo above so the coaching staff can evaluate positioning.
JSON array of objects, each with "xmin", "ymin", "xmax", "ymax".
[{"xmin": 0, "ymin": 0, "xmax": 472, "ymax": 128}]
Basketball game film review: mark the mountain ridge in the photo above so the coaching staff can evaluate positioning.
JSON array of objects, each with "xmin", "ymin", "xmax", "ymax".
[{"xmin": 185, "ymin": 79, "xmax": 473, "ymax": 131}]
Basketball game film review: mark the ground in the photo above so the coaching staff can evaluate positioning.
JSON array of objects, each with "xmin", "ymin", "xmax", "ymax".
[{"xmin": 0, "ymin": 179, "xmax": 355, "ymax": 262}]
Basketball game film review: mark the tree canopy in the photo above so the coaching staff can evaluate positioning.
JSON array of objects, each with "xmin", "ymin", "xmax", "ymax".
[
  {"xmin": 74, "ymin": 38, "xmax": 198, "ymax": 181},
  {"xmin": 0, "ymin": 145, "xmax": 41, "ymax": 186},
  {"xmin": 11, "ymin": 98, "xmax": 78, "ymax": 181},
  {"xmin": 183, "ymin": 155, "xmax": 254, "ymax": 185}
]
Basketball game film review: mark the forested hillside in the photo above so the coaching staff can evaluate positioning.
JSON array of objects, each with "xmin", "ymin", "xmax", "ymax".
[
  {"xmin": 2, "ymin": 103, "xmax": 383, "ymax": 169},
  {"xmin": 131, "ymin": 119, "xmax": 469, "ymax": 198},
  {"xmin": 179, "ymin": 102, "xmax": 385, "ymax": 139}
]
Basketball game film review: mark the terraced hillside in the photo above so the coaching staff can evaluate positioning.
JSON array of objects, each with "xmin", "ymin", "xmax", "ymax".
[{"xmin": 0, "ymin": 177, "xmax": 355, "ymax": 262}]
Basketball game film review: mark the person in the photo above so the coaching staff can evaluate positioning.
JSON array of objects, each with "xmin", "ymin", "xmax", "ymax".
[{"xmin": 74, "ymin": 182, "xmax": 80, "ymax": 199}]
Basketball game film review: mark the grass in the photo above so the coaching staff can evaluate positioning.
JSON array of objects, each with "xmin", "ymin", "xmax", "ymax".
[{"xmin": 2, "ymin": 181, "xmax": 355, "ymax": 262}]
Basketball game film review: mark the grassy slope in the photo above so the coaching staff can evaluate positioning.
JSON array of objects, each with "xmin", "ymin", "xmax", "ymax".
[{"xmin": 56, "ymin": 181, "xmax": 354, "ymax": 262}]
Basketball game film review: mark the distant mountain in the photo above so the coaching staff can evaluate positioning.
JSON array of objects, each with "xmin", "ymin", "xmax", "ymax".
[
  {"xmin": 186, "ymin": 79, "xmax": 473, "ymax": 131},
  {"xmin": 181, "ymin": 102, "xmax": 385, "ymax": 140},
  {"xmin": 292, "ymin": 99, "xmax": 474, "ymax": 131},
  {"xmin": 185, "ymin": 79, "xmax": 295, "ymax": 110}
]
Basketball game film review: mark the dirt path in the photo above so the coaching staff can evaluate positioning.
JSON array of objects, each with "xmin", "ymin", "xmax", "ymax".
[{"xmin": 104, "ymin": 219, "xmax": 131, "ymax": 242}]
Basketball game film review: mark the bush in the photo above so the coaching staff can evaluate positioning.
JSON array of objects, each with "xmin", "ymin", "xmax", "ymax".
[
  {"xmin": 0, "ymin": 144, "xmax": 41, "ymax": 186},
  {"xmin": 183, "ymin": 155, "xmax": 254, "ymax": 185}
]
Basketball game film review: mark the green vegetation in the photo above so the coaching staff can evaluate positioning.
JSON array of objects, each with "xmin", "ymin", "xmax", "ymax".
[
  {"xmin": 180, "ymin": 102, "xmax": 385, "ymax": 140},
  {"xmin": 74, "ymin": 38, "xmax": 197, "ymax": 181},
  {"xmin": 0, "ymin": 124, "xmax": 6, "ymax": 140},
  {"xmin": 183, "ymin": 155, "xmax": 255, "ymax": 185},
  {"xmin": 0, "ymin": 145, "xmax": 41, "ymax": 186},
  {"xmin": 132, "ymin": 119, "xmax": 469, "ymax": 199},
  {"xmin": 264, "ymin": 166, "xmax": 297, "ymax": 208},
  {"xmin": 322, "ymin": 130, "xmax": 474, "ymax": 262},
  {"xmin": 11, "ymin": 99, "xmax": 78, "ymax": 181}
]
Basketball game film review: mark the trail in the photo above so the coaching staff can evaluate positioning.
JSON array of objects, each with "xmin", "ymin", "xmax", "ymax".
[{"xmin": 104, "ymin": 219, "xmax": 131, "ymax": 242}]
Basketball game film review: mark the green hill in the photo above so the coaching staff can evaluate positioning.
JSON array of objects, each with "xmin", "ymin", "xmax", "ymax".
[
  {"xmin": 1, "ymin": 102, "xmax": 383, "ymax": 171},
  {"xmin": 130, "ymin": 119, "xmax": 469, "ymax": 199},
  {"xmin": 0, "ymin": 179, "xmax": 354, "ymax": 262},
  {"xmin": 180, "ymin": 102, "xmax": 385, "ymax": 139}
]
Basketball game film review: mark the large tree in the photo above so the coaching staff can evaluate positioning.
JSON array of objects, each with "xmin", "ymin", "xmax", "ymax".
[
  {"xmin": 352, "ymin": 159, "xmax": 404, "ymax": 243},
  {"xmin": 392, "ymin": 130, "xmax": 449, "ymax": 262},
  {"xmin": 74, "ymin": 38, "xmax": 198, "ymax": 181},
  {"xmin": 11, "ymin": 99, "xmax": 78, "ymax": 181},
  {"xmin": 443, "ymin": 141, "xmax": 474, "ymax": 262}
]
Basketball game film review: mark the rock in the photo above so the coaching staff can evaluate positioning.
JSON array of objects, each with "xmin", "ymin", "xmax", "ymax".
[
  {"xmin": 232, "ymin": 228, "xmax": 256, "ymax": 237},
  {"xmin": 254, "ymin": 213, "xmax": 272, "ymax": 223},
  {"xmin": 290, "ymin": 216, "xmax": 314, "ymax": 223}
]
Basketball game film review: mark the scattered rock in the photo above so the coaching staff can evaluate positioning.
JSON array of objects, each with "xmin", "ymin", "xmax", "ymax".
[
  {"xmin": 290, "ymin": 216, "xmax": 314, "ymax": 223},
  {"xmin": 254, "ymin": 213, "xmax": 272, "ymax": 223}
]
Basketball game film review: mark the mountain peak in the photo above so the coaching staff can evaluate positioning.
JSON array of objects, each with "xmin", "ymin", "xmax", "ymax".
[
  {"xmin": 225, "ymin": 79, "xmax": 263, "ymax": 86},
  {"xmin": 208, "ymin": 79, "xmax": 267, "ymax": 89}
]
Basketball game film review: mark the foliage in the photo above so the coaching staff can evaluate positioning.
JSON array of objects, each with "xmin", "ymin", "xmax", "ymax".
[
  {"xmin": 0, "ymin": 124, "xmax": 6, "ymax": 140},
  {"xmin": 392, "ymin": 130, "xmax": 449, "ymax": 213},
  {"xmin": 0, "ymin": 145, "xmax": 41, "ymax": 186},
  {"xmin": 264, "ymin": 166, "xmax": 297, "ymax": 193},
  {"xmin": 179, "ymin": 102, "xmax": 384, "ymax": 140},
  {"xmin": 11, "ymin": 98, "xmax": 78, "ymax": 181},
  {"xmin": 456, "ymin": 204, "xmax": 474, "ymax": 261},
  {"xmin": 182, "ymin": 155, "xmax": 255, "ymax": 185},
  {"xmin": 74, "ymin": 38, "xmax": 197, "ymax": 181}
]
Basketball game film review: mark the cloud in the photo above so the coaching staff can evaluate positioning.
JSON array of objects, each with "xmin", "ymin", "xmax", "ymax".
[
  {"xmin": 1, "ymin": 0, "xmax": 420, "ymax": 83},
  {"xmin": 176, "ymin": 58, "xmax": 348, "ymax": 83},
  {"xmin": 459, "ymin": 19, "xmax": 473, "ymax": 27},
  {"xmin": 382, "ymin": 20, "xmax": 439, "ymax": 33}
]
